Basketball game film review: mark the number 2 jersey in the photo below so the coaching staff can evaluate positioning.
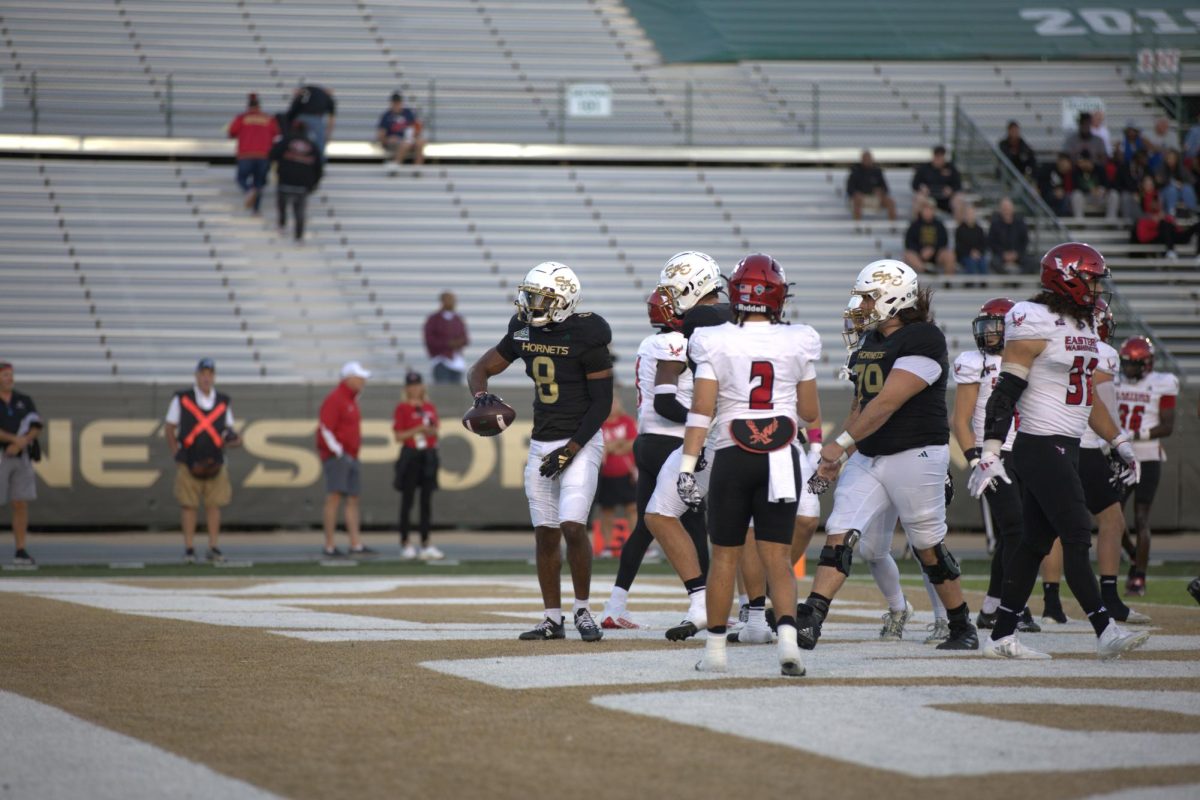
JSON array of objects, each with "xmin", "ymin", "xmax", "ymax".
[
  {"xmin": 1114, "ymin": 370, "xmax": 1180, "ymax": 461},
  {"xmin": 495, "ymin": 311, "xmax": 613, "ymax": 442},
  {"xmin": 849, "ymin": 321, "xmax": 949, "ymax": 457},
  {"xmin": 952, "ymin": 349, "xmax": 1017, "ymax": 451},
  {"xmin": 1079, "ymin": 340, "xmax": 1118, "ymax": 450},
  {"xmin": 1004, "ymin": 300, "xmax": 1098, "ymax": 438},
  {"xmin": 687, "ymin": 320, "xmax": 821, "ymax": 451}
]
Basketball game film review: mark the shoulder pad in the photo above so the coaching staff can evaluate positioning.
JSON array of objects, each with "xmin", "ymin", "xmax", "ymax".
[{"xmin": 952, "ymin": 350, "xmax": 983, "ymax": 383}]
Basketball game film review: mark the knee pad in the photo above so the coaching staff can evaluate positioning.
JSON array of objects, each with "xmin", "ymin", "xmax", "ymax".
[
  {"xmin": 920, "ymin": 542, "xmax": 961, "ymax": 584},
  {"xmin": 818, "ymin": 530, "xmax": 859, "ymax": 577}
]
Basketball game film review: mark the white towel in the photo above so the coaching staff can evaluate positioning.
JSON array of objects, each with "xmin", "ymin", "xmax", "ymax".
[{"xmin": 767, "ymin": 446, "xmax": 797, "ymax": 503}]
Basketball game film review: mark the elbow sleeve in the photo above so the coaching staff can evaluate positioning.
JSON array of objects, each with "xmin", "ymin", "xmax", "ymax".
[
  {"xmin": 571, "ymin": 376, "xmax": 614, "ymax": 447},
  {"xmin": 983, "ymin": 371, "xmax": 1028, "ymax": 442},
  {"xmin": 653, "ymin": 390, "xmax": 689, "ymax": 424}
]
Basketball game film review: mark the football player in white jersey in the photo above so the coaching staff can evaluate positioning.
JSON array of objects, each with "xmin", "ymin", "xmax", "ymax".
[
  {"xmin": 599, "ymin": 251, "xmax": 725, "ymax": 630},
  {"xmin": 1115, "ymin": 335, "xmax": 1179, "ymax": 596},
  {"xmin": 969, "ymin": 242, "xmax": 1148, "ymax": 660},
  {"xmin": 805, "ymin": 260, "xmax": 979, "ymax": 652},
  {"xmin": 677, "ymin": 254, "xmax": 821, "ymax": 676}
]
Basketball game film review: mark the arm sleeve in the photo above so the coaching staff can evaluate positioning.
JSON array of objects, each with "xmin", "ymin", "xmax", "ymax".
[
  {"xmin": 893, "ymin": 355, "xmax": 942, "ymax": 385},
  {"xmin": 570, "ymin": 375, "xmax": 614, "ymax": 448},
  {"xmin": 165, "ymin": 396, "xmax": 181, "ymax": 425},
  {"xmin": 653, "ymin": 387, "xmax": 689, "ymax": 423}
]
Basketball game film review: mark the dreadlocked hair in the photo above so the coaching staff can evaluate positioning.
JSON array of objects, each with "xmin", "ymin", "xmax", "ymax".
[
  {"xmin": 896, "ymin": 286, "xmax": 934, "ymax": 325},
  {"xmin": 1030, "ymin": 290, "xmax": 1093, "ymax": 328}
]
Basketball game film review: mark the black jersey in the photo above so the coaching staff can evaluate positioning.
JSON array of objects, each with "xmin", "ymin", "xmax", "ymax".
[
  {"xmin": 496, "ymin": 312, "xmax": 613, "ymax": 441},
  {"xmin": 848, "ymin": 321, "xmax": 949, "ymax": 457},
  {"xmin": 682, "ymin": 302, "xmax": 734, "ymax": 339}
]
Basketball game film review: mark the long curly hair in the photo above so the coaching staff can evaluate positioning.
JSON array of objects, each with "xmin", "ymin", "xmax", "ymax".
[
  {"xmin": 1030, "ymin": 290, "xmax": 1094, "ymax": 329},
  {"xmin": 897, "ymin": 287, "xmax": 934, "ymax": 325}
]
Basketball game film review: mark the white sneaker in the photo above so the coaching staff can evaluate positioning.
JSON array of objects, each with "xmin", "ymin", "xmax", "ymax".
[
  {"xmin": 1121, "ymin": 607, "xmax": 1152, "ymax": 625},
  {"xmin": 695, "ymin": 637, "xmax": 727, "ymax": 673},
  {"xmin": 879, "ymin": 599, "xmax": 914, "ymax": 641},
  {"xmin": 777, "ymin": 625, "xmax": 806, "ymax": 677},
  {"xmin": 419, "ymin": 545, "xmax": 445, "ymax": 561},
  {"xmin": 982, "ymin": 633, "xmax": 1051, "ymax": 660},
  {"xmin": 727, "ymin": 623, "xmax": 774, "ymax": 644},
  {"xmin": 400, "ymin": 544, "xmax": 418, "ymax": 560},
  {"xmin": 923, "ymin": 618, "xmax": 950, "ymax": 645},
  {"xmin": 1097, "ymin": 621, "xmax": 1151, "ymax": 661}
]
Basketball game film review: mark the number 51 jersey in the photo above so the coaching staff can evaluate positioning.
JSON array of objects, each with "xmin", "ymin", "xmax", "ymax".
[
  {"xmin": 687, "ymin": 320, "xmax": 821, "ymax": 451},
  {"xmin": 1004, "ymin": 301, "xmax": 1099, "ymax": 438}
]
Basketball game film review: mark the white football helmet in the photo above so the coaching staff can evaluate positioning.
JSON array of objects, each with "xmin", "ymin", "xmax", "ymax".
[
  {"xmin": 515, "ymin": 261, "xmax": 581, "ymax": 327},
  {"xmin": 842, "ymin": 259, "xmax": 920, "ymax": 347},
  {"xmin": 656, "ymin": 251, "xmax": 722, "ymax": 317}
]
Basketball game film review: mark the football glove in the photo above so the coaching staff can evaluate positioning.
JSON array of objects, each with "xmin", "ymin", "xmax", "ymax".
[
  {"xmin": 538, "ymin": 445, "xmax": 575, "ymax": 479},
  {"xmin": 676, "ymin": 471, "xmax": 703, "ymax": 510},
  {"xmin": 472, "ymin": 391, "xmax": 504, "ymax": 408},
  {"xmin": 806, "ymin": 472, "xmax": 832, "ymax": 496},
  {"xmin": 944, "ymin": 471, "xmax": 955, "ymax": 506},
  {"xmin": 967, "ymin": 450, "xmax": 1011, "ymax": 499},
  {"xmin": 1109, "ymin": 434, "xmax": 1138, "ymax": 486}
]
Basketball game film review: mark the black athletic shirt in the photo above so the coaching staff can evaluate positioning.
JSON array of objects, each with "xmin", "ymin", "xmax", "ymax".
[
  {"xmin": 848, "ymin": 321, "xmax": 949, "ymax": 456},
  {"xmin": 681, "ymin": 302, "xmax": 734, "ymax": 339},
  {"xmin": 496, "ymin": 312, "xmax": 613, "ymax": 441}
]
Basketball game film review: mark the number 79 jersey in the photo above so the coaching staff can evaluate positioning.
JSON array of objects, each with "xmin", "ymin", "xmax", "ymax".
[
  {"xmin": 687, "ymin": 320, "xmax": 821, "ymax": 451},
  {"xmin": 1004, "ymin": 300, "xmax": 1099, "ymax": 438}
]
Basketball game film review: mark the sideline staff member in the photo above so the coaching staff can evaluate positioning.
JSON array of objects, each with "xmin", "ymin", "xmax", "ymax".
[
  {"xmin": 0, "ymin": 361, "xmax": 41, "ymax": 566},
  {"xmin": 392, "ymin": 371, "xmax": 443, "ymax": 560}
]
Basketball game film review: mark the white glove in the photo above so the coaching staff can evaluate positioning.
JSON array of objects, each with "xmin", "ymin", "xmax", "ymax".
[
  {"xmin": 1111, "ymin": 434, "xmax": 1138, "ymax": 486},
  {"xmin": 967, "ymin": 448, "xmax": 1011, "ymax": 499},
  {"xmin": 807, "ymin": 442, "xmax": 822, "ymax": 473}
]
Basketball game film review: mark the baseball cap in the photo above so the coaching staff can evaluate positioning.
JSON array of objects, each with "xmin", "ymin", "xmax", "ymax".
[
  {"xmin": 390, "ymin": 91, "xmax": 402, "ymax": 102},
  {"xmin": 247, "ymin": 93, "xmax": 260, "ymax": 107},
  {"xmin": 196, "ymin": 358, "xmax": 216, "ymax": 372},
  {"xmin": 0, "ymin": 361, "xmax": 12, "ymax": 372},
  {"xmin": 341, "ymin": 361, "xmax": 371, "ymax": 380},
  {"xmin": 1124, "ymin": 118, "xmax": 1139, "ymax": 130},
  {"xmin": 405, "ymin": 370, "xmax": 423, "ymax": 385}
]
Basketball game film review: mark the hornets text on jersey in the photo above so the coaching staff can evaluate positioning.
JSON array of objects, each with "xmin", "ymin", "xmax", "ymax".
[{"xmin": 495, "ymin": 312, "xmax": 613, "ymax": 441}]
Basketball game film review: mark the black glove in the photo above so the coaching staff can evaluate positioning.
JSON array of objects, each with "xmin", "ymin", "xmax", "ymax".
[
  {"xmin": 473, "ymin": 391, "xmax": 504, "ymax": 408},
  {"xmin": 1106, "ymin": 450, "xmax": 1135, "ymax": 489},
  {"xmin": 944, "ymin": 471, "xmax": 955, "ymax": 506},
  {"xmin": 695, "ymin": 450, "xmax": 708, "ymax": 473},
  {"xmin": 676, "ymin": 472, "xmax": 703, "ymax": 510},
  {"xmin": 806, "ymin": 472, "xmax": 831, "ymax": 496},
  {"xmin": 539, "ymin": 445, "xmax": 575, "ymax": 479}
]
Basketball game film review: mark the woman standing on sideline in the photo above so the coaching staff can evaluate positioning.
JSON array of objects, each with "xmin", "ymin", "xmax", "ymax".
[{"xmin": 393, "ymin": 371, "xmax": 443, "ymax": 560}]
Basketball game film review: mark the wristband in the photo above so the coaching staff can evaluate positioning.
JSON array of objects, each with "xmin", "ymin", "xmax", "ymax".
[
  {"xmin": 836, "ymin": 451, "xmax": 849, "ymax": 465},
  {"xmin": 968, "ymin": 458, "xmax": 980, "ymax": 469},
  {"xmin": 981, "ymin": 439, "xmax": 1002, "ymax": 456},
  {"xmin": 679, "ymin": 453, "xmax": 699, "ymax": 473},
  {"xmin": 835, "ymin": 431, "xmax": 855, "ymax": 449},
  {"xmin": 964, "ymin": 446, "xmax": 982, "ymax": 462},
  {"xmin": 1111, "ymin": 432, "xmax": 1131, "ymax": 448},
  {"xmin": 806, "ymin": 427, "xmax": 823, "ymax": 444},
  {"xmin": 686, "ymin": 412, "xmax": 712, "ymax": 429},
  {"xmin": 653, "ymin": 384, "xmax": 678, "ymax": 395}
]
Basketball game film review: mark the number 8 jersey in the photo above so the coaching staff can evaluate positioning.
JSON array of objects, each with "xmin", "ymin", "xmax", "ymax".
[{"xmin": 1004, "ymin": 300, "xmax": 1099, "ymax": 438}]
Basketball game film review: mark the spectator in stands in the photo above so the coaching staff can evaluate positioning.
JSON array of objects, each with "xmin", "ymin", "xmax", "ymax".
[
  {"xmin": 846, "ymin": 149, "xmax": 897, "ymax": 221},
  {"xmin": 1071, "ymin": 152, "xmax": 1118, "ymax": 219},
  {"xmin": 1037, "ymin": 152, "xmax": 1074, "ymax": 217},
  {"xmin": 164, "ymin": 358, "xmax": 240, "ymax": 564},
  {"xmin": 423, "ymin": 291, "xmax": 469, "ymax": 384},
  {"xmin": 317, "ymin": 361, "xmax": 376, "ymax": 559},
  {"xmin": 997, "ymin": 121, "xmax": 1037, "ymax": 180},
  {"xmin": 0, "ymin": 361, "xmax": 40, "ymax": 566},
  {"xmin": 1064, "ymin": 112, "xmax": 1107, "ymax": 166},
  {"xmin": 1118, "ymin": 150, "xmax": 1152, "ymax": 220},
  {"xmin": 287, "ymin": 84, "xmax": 336, "ymax": 160},
  {"xmin": 1143, "ymin": 116, "xmax": 1177, "ymax": 169},
  {"xmin": 1133, "ymin": 199, "xmax": 1186, "ymax": 260},
  {"xmin": 903, "ymin": 200, "xmax": 955, "ymax": 274},
  {"xmin": 1183, "ymin": 109, "xmax": 1200, "ymax": 169},
  {"xmin": 270, "ymin": 120, "xmax": 322, "ymax": 243},
  {"xmin": 227, "ymin": 93, "xmax": 278, "ymax": 215},
  {"xmin": 911, "ymin": 145, "xmax": 964, "ymax": 221},
  {"xmin": 1091, "ymin": 109, "xmax": 1113, "ymax": 156},
  {"xmin": 1155, "ymin": 149, "xmax": 1197, "ymax": 218},
  {"xmin": 954, "ymin": 204, "xmax": 987, "ymax": 276},
  {"xmin": 987, "ymin": 197, "xmax": 1030, "ymax": 274},
  {"xmin": 392, "ymin": 371, "xmax": 443, "ymax": 561},
  {"xmin": 596, "ymin": 395, "xmax": 637, "ymax": 556},
  {"xmin": 377, "ymin": 92, "xmax": 427, "ymax": 174},
  {"xmin": 1121, "ymin": 120, "xmax": 1148, "ymax": 164}
]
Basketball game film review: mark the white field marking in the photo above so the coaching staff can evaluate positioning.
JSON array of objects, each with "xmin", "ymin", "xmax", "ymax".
[
  {"xmin": 0, "ymin": 690, "xmax": 281, "ymax": 800},
  {"xmin": 272, "ymin": 628, "xmax": 557, "ymax": 642},
  {"xmin": 1083, "ymin": 784, "xmax": 1200, "ymax": 800},
  {"xmin": 591, "ymin": 687, "xmax": 1200, "ymax": 778}
]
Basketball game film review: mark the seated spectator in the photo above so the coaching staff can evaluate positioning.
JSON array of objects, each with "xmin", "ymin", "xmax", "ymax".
[
  {"xmin": 997, "ymin": 121, "xmax": 1037, "ymax": 180},
  {"xmin": 1037, "ymin": 152, "xmax": 1074, "ymax": 217},
  {"xmin": 227, "ymin": 93, "xmax": 278, "ymax": 215},
  {"xmin": 1091, "ymin": 109, "xmax": 1113, "ymax": 156},
  {"xmin": 1155, "ymin": 149, "xmax": 1197, "ymax": 217},
  {"xmin": 1064, "ymin": 112, "xmax": 1108, "ymax": 166},
  {"xmin": 1143, "ymin": 115, "xmax": 1176, "ymax": 170},
  {"xmin": 1117, "ymin": 150, "xmax": 1152, "ymax": 220},
  {"xmin": 903, "ymin": 201, "xmax": 955, "ymax": 274},
  {"xmin": 376, "ymin": 91, "xmax": 427, "ymax": 173},
  {"xmin": 1183, "ymin": 109, "xmax": 1200, "ymax": 169},
  {"xmin": 1121, "ymin": 119, "xmax": 1147, "ymax": 164},
  {"xmin": 1071, "ymin": 153, "xmax": 1118, "ymax": 219},
  {"xmin": 987, "ymin": 197, "xmax": 1030, "ymax": 274},
  {"xmin": 846, "ymin": 149, "xmax": 898, "ymax": 221},
  {"xmin": 1132, "ymin": 199, "xmax": 1195, "ymax": 260},
  {"xmin": 911, "ymin": 145, "xmax": 964, "ymax": 221},
  {"xmin": 954, "ymin": 204, "xmax": 987, "ymax": 275}
]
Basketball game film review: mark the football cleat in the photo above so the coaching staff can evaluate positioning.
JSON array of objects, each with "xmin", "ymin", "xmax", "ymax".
[
  {"xmin": 923, "ymin": 619, "xmax": 950, "ymax": 645},
  {"xmin": 936, "ymin": 621, "xmax": 979, "ymax": 651},
  {"xmin": 975, "ymin": 610, "xmax": 996, "ymax": 629},
  {"xmin": 666, "ymin": 619, "xmax": 702, "ymax": 642},
  {"xmin": 777, "ymin": 626, "xmax": 805, "ymax": 677},
  {"xmin": 1017, "ymin": 607, "xmax": 1042, "ymax": 633},
  {"xmin": 1041, "ymin": 605, "xmax": 1070, "ymax": 626},
  {"xmin": 13, "ymin": 549, "xmax": 36, "ymax": 567},
  {"xmin": 519, "ymin": 616, "xmax": 565, "ymax": 641},
  {"xmin": 574, "ymin": 609, "xmax": 603, "ymax": 642},
  {"xmin": 1114, "ymin": 607, "xmax": 1151, "ymax": 625},
  {"xmin": 206, "ymin": 547, "xmax": 226, "ymax": 564},
  {"xmin": 1126, "ymin": 573, "xmax": 1146, "ymax": 597},
  {"xmin": 983, "ymin": 633, "xmax": 1051, "ymax": 660},
  {"xmin": 695, "ymin": 637, "xmax": 727, "ymax": 673},
  {"xmin": 1188, "ymin": 577, "xmax": 1200, "ymax": 606},
  {"xmin": 878, "ymin": 600, "xmax": 914, "ymax": 641},
  {"xmin": 183, "ymin": 548, "xmax": 197, "ymax": 565},
  {"xmin": 418, "ymin": 545, "xmax": 445, "ymax": 561},
  {"xmin": 795, "ymin": 604, "xmax": 825, "ymax": 651},
  {"xmin": 1097, "ymin": 622, "xmax": 1150, "ymax": 661},
  {"xmin": 728, "ymin": 624, "xmax": 774, "ymax": 644},
  {"xmin": 601, "ymin": 613, "xmax": 646, "ymax": 630}
]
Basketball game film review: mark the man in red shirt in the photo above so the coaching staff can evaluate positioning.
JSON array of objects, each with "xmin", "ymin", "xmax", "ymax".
[
  {"xmin": 317, "ymin": 361, "xmax": 376, "ymax": 558},
  {"xmin": 228, "ymin": 93, "xmax": 279, "ymax": 214},
  {"xmin": 596, "ymin": 395, "xmax": 637, "ymax": 555}
]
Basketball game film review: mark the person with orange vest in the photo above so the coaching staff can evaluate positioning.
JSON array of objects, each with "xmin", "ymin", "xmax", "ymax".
[
  {"xmin": 164, "ymin": 359, "xmax": 241, "ymax": 563},
  {"xmin": 228, "ymin": 93, "xmax": 279, "ymax": 214}
]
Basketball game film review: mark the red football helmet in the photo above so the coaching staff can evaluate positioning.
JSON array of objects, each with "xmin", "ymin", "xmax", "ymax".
[
  {"xmin": 1119, "ymin": 335, "xmax": 1154, "ymax": 381},
  {"xmin": 1093, "ymin": 297, "xmax": 1114, "ymax": 343},
  {"xmin": 1039, "ymin": 242, "xmax": 1109, "ymax": 308},
  {"xmin": 972, "ymin": 297, "xmax": 1015, "ymax": 355},
  {"xmin": 646, "ymin": 287, "xmax": 682, "ymax": 331},
  {"xmin": 729, "ymin": 253, "xmax": 788, "ymax": 322}
]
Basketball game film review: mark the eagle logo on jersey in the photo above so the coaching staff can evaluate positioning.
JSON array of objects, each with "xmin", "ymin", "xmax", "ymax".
[
  {"xmin": 1012, "ymin": 312, "xmax": 1026, "ymax": 327},
  {"xmin": 667, "ymin": 343, "xmax": 683, "ymax": 357},
  {"xmin": 746, "ymin": 418, "xmax": 779, "ymax": 446}
]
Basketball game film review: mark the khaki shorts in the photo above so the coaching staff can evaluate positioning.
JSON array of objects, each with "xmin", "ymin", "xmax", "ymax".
[{"xmin": 174, "ymin": 463, "xmax": 232, "ymax": 508}]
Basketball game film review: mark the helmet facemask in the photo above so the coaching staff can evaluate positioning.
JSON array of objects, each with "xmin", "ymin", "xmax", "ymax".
[
  {"xmin": 972, "ymin": 316, "xmax": 1005, "ymax": 355},
  {"xmin": 842, "ymin": 292, "xmax": 881, "ymax": 348},
  {"xmin": 516, "ymin": 284, "xmax": 565, "ymax": 327}
]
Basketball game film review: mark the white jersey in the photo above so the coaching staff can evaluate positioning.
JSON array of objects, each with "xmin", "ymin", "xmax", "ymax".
[
  {"xmin": 1004, "ymin": 301, "xmax": 1100, "ymax": 438},
  {"xmin": 634, "ymin": 331, "xmax": 691, "ymax": 437},
  {"xmin": 952, "ymin": 350, "xmax": 1016, "ymax": 452},
  {"xmin": 688, "ymin": 321, "xmax": 821, "ymax": 451},
  {"xmin": 1115, "ymin": 370, "xmax": 1180, "ymax": 462},
  {"xmin": 1080, "ymin": 340, "xmax": 1118, "ymax": 449}
]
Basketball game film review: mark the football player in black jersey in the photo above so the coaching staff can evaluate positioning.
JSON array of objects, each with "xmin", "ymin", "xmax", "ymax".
[
  {"xmin": 804, "ymin": 260, "xmax": 978, "ymax": 651},
  {"xmin": 467, "ymin": 262, "xmax": 613, "ymax": 643}
]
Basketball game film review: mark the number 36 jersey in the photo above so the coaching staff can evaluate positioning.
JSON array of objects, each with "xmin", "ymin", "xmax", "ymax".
[
  {"xmin": 1004, "ymin": 301, "xmax": 1099, "ymax": 438},
  {"xmin": 1114, "ymin": 370, "xmax": 1180, "ymax": 462},
  {"xmin": 688, "ymin": 320, "xmax": 820, "ymax": 451},
  {"xmin": 495, "ymin": 312, "xmax": 613, "ymax": 442}
]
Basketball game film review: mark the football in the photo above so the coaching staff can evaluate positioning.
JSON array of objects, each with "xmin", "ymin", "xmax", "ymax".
[{"xmin": 462, "ymin": 399, "xmax": 517, "ymax": 437}]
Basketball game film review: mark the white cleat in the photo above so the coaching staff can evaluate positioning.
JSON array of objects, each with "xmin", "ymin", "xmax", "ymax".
[
  {"xmin": 695, "ymin": 637, "xmax": 727, "ymax": 673},
  {"xmin": 777, "ymin": 625, "xmax": 806, "ymax": 677},
  {"xmin": 982, "ymin": 633, "xmax": 1051, "ymax": 660},
  {"xmin": 1097, "ymin": 621, "xmax": 1151, "ymax": 661},
  {"xmin": 1120, "ymin": 608, "xmax": 1152, "ymax": 625},
  {"xmin": 879, "ymin": 599, "xmax": 914, "ymax": 641},
  {"xmin": 728, "ymin": 621, "xmax": 775, "ymax": 644},
  {"xmin": 923, "ymin": 618, "xmax": 950, "ymax": 645},
  {"xmin": 419, "ymin": 545, "xmax": 445, "ymax": 561}
]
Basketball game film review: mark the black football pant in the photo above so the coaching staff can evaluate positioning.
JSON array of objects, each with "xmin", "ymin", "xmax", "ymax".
[
  {"xmin": 277, "ymin": 185, "xmax": 308, "ymax": 240},
  {"xmin": 984, "ymin": 451, "xmax": 1024, "ymax": 600}
]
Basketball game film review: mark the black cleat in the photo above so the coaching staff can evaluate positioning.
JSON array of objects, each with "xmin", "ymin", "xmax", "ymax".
[
  {"xmin": 1017, "ymin": 607, "xmax": 1042, "ymax": 633},
  {"xmin": 519, "ymin": 616, "xmax": 565, "ymax": 641},
  {"xmin": 765, "ymin": 606, "xmax": 777, "ymax": 632},
  {"xmin": 574, "ymin": 609, "xmax": 603, "ymax": 642},
  {"xmin": 1189, "ymin": 577, "xmax": 1200, "ymax": 606},
  {"xmin": 935, "ymin": 621, "xmax": 979, "ymax": 651},
  {"xmin": 12, "ymin": 549, "xmax": 35, "ymax": 566},
  {"xmin": 975, "ymin": 610, "xmax": 996, "ymax": 629},
  {"xmin": 665, "ymin": 619, "xmax": 702, "ymax": 642},
  {"xmin": 795, "ymin": 604, "xmax": 825, "ymax": 651}
]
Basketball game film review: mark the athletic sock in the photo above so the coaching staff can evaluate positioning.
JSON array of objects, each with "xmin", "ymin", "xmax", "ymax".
[
  {"xmin": 1042, "ymin": 582, "xmax": 1062, "ymax": 612},
  {"xmin": 747, "ymin": 596, "xmax": 767, "ymax": 629},
  {"xmin": 707, "ymin": 624, "xmax": 727, "ymax": 635},
  {"xmin": 684, "ymin": 576, "xmax": 706, "ymax": 594},
  {"xmin": 544, "ymin": 608, "xmax": 562, "ymax": 624},
  {"xmin": 687, "ymin": 587, "xmax": 707, "ymax": 620},
  {"xmin": 1099, "ymin": 575, "xmax": 1127, "ymax": 613},
  {"xmin": 867, "ymin": 555, "xmax": 905, "ymax": 612},
  {"xmin": 738, "ymin": 593, "xmax": 749, "ymax": 608},
  {"xmin": 606, "ymin": 586, "xmax": 628, "ymax": 616},
  {"xmin": 992, "ymin": 605, "xmax": 1020, "ymax": 639},
  {"xmin": 1086, "ymin": 606, "xmax": 1111, "ymax": 636},
  {"xmin": 981, "ymin": 596, "xmax": 1001, "ymax": 614},
  {"xmin": 572, "ymin": 599, "xmax": 589, "ymax": 616},
  {"xmin": 776, "ymin": 615, "xmax": 796, "ymax": 630},
  {"xmin": 946, "ymin": 602, "xmax": 970, "ymax": 628},
  {"xmin": 749, "ymin": 595, "xmax": 766, "ymax": 609}
]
